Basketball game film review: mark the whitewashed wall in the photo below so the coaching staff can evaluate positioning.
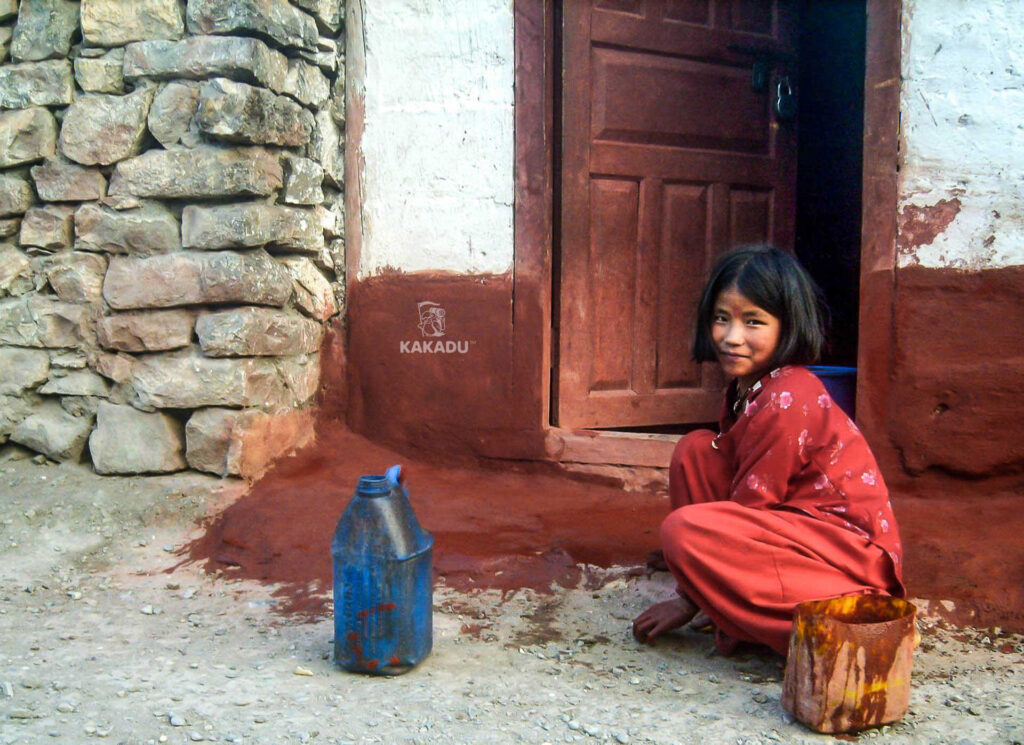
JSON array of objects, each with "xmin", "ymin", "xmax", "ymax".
[
  {"xmin": 899, "ymin": 0, "xmax": 1024, "ymax": 269},
  {"xmin": 354, "ymin": 0, "xmax": 515, "ymax": 277}
]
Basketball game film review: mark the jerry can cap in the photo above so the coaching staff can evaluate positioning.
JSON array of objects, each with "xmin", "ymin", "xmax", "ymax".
[{"xmin": 356, "ymin": 475, "xmax": 391, "ymax": 498}]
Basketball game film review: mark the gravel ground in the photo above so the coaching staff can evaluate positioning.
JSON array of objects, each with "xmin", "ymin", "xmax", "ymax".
[{"xmin": 1, "ymin": 448, "xmax": 1023, "ymax": 745}]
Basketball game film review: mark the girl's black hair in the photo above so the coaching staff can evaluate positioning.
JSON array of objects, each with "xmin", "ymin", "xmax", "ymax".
[{"xmin": 692, "ymin": 245, "xmax": 827, "ymax": 367}]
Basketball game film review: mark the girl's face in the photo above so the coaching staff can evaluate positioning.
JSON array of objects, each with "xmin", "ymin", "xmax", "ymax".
[{"xmin": 711, "ymin": 286, "xmax": 781, "ymax": 389}]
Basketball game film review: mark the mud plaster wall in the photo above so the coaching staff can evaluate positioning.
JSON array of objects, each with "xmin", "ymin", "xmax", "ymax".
[
  {"xmin": 891, "ymin": 1, "xmax": 1024, "ymax": 477},
  {"xmin": 0, "ymin": 0, "xmax": 347, "ymax": 477},
  {"xmin": 354, "ymin": 0, "xmax": 514, "ymax": 277},
  {"xmin": 879, "ymin": 0, "xmax": 1024, "ymax": 627},
  {"xmin": 340, "ymin": 0, "xmax": 537, "ymax": 457},
  {"xmin": 898, "ymin": 0, "xmax": 1023, "ymax": 271}
]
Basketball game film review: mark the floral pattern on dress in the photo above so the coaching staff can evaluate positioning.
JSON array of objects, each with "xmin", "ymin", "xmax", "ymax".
[
  {"xmin": 798, "ymin": 429, "xmax": 811, "ymax": 459},
  {"xmin": 717, "ymin": 365, "xmax": 903, "ymax": 588},
  {"xmin": 828, "ymin": 442, "xmax": 844, "ymax": 466},
  {"xmin": 746, "ymin": 473, "xmax": 771, "ymax": 496}
]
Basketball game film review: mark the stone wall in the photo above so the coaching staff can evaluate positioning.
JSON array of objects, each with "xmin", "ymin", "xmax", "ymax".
[{"xmin": 0, "ymin": 0, "xmax": 345, "ymax": 477}]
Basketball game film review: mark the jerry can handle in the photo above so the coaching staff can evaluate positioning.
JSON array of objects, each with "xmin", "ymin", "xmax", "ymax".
[{"xmin": 385, "ymin": 464, "xmax": 411, "ymax": 501}]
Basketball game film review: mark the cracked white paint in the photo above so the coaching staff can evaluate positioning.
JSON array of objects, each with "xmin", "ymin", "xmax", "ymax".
[
  {"xmin": 356, "ymin": 0, "xmax": 514, "ymax": 277},
  {"xmin": 899, "ymin": 0, "xmax": 1024, "ymax": 269}
]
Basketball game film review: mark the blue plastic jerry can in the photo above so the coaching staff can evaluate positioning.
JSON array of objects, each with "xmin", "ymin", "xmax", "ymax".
[{"xmin": 331, "ymin": 465, "xmax": 434, "ymax": 675}]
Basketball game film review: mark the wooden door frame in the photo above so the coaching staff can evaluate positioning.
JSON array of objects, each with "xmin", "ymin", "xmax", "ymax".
[
  {"xmin": 513, "ymin": 0, "xmax": 556, "ymax": 431},
  {"xmin": 856, "ymin": 0, "xmax": 902, "ymax": 475},
  {"xmin": 512, "ymin": 0, "xmax": 901, "ymax": 462}
]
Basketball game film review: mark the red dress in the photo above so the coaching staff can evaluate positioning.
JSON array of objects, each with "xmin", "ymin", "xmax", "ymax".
[{"xmin": 662, "ymin": 365, "xmax": 904, "ymax": 655}]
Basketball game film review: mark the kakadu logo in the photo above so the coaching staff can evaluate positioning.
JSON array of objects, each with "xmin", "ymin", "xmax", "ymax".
[{"xmin": 399, "ymin": 301, "xmax": 472, "ymax": 354}]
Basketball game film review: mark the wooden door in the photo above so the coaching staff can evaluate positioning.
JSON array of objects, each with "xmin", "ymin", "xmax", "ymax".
[{"xmin": 557, "ymin": 0, "xmax": 798, "ymax": 429}]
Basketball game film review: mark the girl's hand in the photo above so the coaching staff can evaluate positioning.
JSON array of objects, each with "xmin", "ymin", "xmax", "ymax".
[{"xmin": 632, "ymin": 596, "xmax": 699, "ymax": 644}]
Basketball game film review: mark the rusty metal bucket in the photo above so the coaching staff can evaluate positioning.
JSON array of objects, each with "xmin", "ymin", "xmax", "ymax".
[{"xmin": 781, "ymin": 595, "xmax": 918, "ymax": 733}]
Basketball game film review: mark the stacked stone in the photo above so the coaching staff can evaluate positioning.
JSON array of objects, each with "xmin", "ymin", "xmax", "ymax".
[{"xmin": 0, "ymin": 0, "xmax": 344, "ymax": 477}]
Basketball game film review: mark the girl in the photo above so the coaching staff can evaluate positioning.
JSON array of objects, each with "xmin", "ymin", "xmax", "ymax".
[{"xmin": 632, "ymin": 246, "xmax": 904, "ymax": 656}]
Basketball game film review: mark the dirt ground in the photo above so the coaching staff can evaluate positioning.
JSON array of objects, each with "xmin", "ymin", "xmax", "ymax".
[{"xmin": 1, "ymin": 445, "xmax": 1023, "ymax": 745}]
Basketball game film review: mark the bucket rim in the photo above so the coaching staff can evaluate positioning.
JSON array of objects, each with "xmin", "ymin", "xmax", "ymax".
[{"xmin": 795, "ymin": 595, "xmax": 917, "ymax": 626}]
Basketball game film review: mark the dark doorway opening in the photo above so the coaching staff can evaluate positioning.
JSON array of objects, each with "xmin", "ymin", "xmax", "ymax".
[{"xmin": 794, "ymin": 0, "xmax": 867, "ymax": 367}]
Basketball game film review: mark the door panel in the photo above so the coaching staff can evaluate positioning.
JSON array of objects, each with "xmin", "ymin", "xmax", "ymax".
[
  {"xmin": 589, "ymin": 177, "xmax": 639, "ymax": 391},
  {"xmin": 656, "ymin": 182, "xmax": 708, "ymax": 389},
  {"xmin": 557, "ymin": 0, "xmax": 798, "ymax": 429},
  {"xmin": 664, "ymin": 1, "xmax": 711, "ymax": 25},
  {"xmin": 729, "ymin": 188, "xmax": 772, "ymax": 245},
  {"xmin": 596, "ymin": 0, "xmax": 646, "ymax": 15},
  {"xmin": 591, "ymin": 47, "xmax": 769, "ymax": 152}
]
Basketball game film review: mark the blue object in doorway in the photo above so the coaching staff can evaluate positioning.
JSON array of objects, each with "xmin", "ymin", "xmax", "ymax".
[{"xmin": 808, "ymin": 366, "xmax": 857, "ymax": 418}]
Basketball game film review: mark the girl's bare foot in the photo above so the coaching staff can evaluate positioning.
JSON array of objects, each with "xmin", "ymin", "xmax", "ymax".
[
  {"xmin": 689, "ymin": 610, "xmax": 713, "ymax": 630},
  {"xmin": 632, "ymin": 596, "xmax": 699, "ymax": 644}
]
